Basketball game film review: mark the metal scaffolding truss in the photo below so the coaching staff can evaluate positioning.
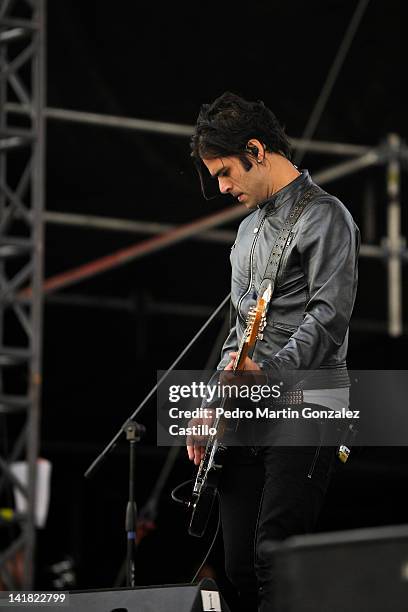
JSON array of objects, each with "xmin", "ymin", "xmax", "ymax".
[
  {"xmin": 5, "ymin": 100, "xmax": 408, "ymax": 334},
  {"xmin": 0, "ymin": 0, "xmax": 45, "ymax": 590},
  {"xmin": 12, "ymin": 104, "xmax": 406, "ymax": 336}
]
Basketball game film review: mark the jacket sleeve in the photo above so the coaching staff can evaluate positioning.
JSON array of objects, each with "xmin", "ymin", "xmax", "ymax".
[{"xmin": 260, "ymin": 197, "xmax": 360, "ymax": 373}]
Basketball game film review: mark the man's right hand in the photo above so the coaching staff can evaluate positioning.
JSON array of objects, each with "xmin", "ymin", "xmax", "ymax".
[
  {"xmin": 187, "ymin": 440, "xmax": 205, "ymax": 466},
  {"xmin": 186, "ymin": 410, "xmax": 215, "ymax": 466}
]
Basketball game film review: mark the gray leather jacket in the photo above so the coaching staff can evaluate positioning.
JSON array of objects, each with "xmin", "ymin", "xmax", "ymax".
[{"xmin": 217, "ymin": 170, "xmax": 360, "ymax": 379}]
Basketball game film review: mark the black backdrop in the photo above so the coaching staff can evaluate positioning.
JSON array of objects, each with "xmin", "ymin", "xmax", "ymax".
[{"xmin": 5, "ymin": 0, "xmax": 408, "ymax": 596}]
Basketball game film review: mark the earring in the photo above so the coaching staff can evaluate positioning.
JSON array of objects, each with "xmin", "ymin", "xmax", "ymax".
[{"xmin": 257, "ymin": 158, "xmax": 262, "ymax": 163}]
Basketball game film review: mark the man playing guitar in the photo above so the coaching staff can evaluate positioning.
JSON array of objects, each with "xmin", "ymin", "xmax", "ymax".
[{"xmin": 187, "ymin": 92, "xmax": 360, "ymax": 612}]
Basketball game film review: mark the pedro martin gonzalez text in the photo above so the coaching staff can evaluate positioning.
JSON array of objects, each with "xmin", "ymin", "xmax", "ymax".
[{"xmin": 166, "ymin": 380, "xmax": 358, "ymax": 438}]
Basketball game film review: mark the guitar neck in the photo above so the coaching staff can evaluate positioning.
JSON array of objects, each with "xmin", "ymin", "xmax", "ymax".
[
  {"xmin": 232, "ymin": 292, "xmax": 269, "ymax": 372},
  {"xmin": 233, "ymin": 332, "xmax": 251, "ymax": 372}
]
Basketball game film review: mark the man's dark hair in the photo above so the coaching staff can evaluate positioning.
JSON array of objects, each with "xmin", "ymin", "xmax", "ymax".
[
  {"xmin": 190, "ymin": 92, "xmax": 292, "ymax": 198},
  {"xmin": 191, "ymin": 91, "xmax": 292, "ymax": 164}
]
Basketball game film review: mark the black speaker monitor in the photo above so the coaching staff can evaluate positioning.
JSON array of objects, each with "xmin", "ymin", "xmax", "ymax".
[
  {"xmin": 26, "ymin": 578, "xmax": 230, "ymax": 612},
  {"xmin": 270, "ymin": 524, "xmax": 408, "ymax": 612}
]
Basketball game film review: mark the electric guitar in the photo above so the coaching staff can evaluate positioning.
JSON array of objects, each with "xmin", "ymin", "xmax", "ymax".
[{"xmin": 188, "ymin": 284, "xmax": 271, "ymax": 537}]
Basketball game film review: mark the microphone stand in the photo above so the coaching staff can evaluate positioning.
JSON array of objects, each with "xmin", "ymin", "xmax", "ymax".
[
  {"xmin": 114, "ymin": 445, "xmax": 180, "ymax": 587},
  {"xmin": 123, "ymin": 420, "xmax": 145, "ymax": 587},
  {"xmin": 113, "ymin": 308, "xmax": 231, "ymax": 588},
  {"xmin": 83, "ymin": 293, "xmax": 230, "ymax": 584}
]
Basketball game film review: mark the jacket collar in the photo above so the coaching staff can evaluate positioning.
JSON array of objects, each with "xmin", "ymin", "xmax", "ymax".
[{"xmin": 257, "ymin": 169, "xmax": 313, "ymax": 212}]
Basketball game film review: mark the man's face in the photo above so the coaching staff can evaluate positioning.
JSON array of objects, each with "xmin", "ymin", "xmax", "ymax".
[{"xmin": 201, "ymin": 156, "xmax": 268, "ymax": 209}]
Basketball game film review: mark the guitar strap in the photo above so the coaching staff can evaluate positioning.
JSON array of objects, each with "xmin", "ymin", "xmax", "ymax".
[
  {"xmin": 255, "ymin": 184, "xmax": 325, "ymax": 406},
  {"xmin": 259, "ymin": 184, "xmax": 324, "ymax": 299}
]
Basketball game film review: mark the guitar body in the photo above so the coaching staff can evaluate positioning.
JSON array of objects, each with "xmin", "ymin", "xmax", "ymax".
[
  {"xmin": 187, "ymin": 285, "xmax": 271, "ymax": 537},
  {"xmin": 188, "ymin": 459, "xmax": 221, "ymax": 537}
]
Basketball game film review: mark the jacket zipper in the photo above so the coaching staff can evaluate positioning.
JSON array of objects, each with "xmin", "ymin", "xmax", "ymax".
[{"xmin": 237, "ymin": 214, "xmax": 267, "ymax": 324}]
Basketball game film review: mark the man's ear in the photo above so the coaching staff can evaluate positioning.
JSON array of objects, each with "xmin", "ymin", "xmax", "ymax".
[{"xmin": 245, "ymin": 139, "xmax": 264, "ymax": 162}]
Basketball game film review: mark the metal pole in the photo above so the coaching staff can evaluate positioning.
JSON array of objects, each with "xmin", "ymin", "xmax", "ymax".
[
  {"xmin": 5, "ymin": 103, "xmax": 194, "ymax": 137},
  {"xmin": 0, "ymin": 18, "xmax": 7, "ymax": 403},
  {"xmin": 19, "ymin": 204, "xmax": 247, "ymax": 297},
  {"xmin": 5, "ymin": 102, "xmax": 373, "ymax": 157},
  {"xmin": 386, "ymin": 133, "xmax": 403, "ymax": 337},
  {"xmin": 43, "ymin": 210, "xmax": 236, "ymax": 244},
  {"xmin": 294, "ymin": 0, "xmax": 371, "ymax": 166},
  {"xmin": 23, "ymin": 0, "xmax": 46, "ymax": 589},
  {"xmin": 313, "ymin": 149, "xmax": 383, "ymax": 185},
  {"xmin": 42, "ymin": 208, "xmax": 403, "ymax": 262},
  {"xmin": 14, "ymin": 146, "xmax": 386, "ymax": 298}
]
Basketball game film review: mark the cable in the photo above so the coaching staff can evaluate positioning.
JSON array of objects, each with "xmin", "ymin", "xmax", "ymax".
[
  {"xmin": 294, "ymin": 0, "xmax": 371, "ymax": 166},
  {"xmin": 171, "ymin": 479, "xmax": 193, "ymax": 505},
  {"xmin": 84, "ymin": 292, "xmax": 230, "ymax": 480},
  {"xmin": 171, "ymin": 481, "xmax": 221, "ymax": 583},
  {"xmin": 190, "ymin": 495, "xmax": 221, "ymax": 584}
]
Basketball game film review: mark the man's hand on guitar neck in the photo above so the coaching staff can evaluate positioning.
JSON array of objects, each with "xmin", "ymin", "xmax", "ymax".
[
  {"xmin": 222, "ymin": 351, "xmax": 269, "ymax": 387},
  {"xmin": 224, "ymin": 352, "xmax": 261, "ymax": 372}
]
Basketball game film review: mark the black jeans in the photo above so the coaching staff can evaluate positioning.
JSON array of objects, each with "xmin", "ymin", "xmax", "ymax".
[{"xmin": 218, "ymin": 444, "xmax": 336, "ymax": 612}]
